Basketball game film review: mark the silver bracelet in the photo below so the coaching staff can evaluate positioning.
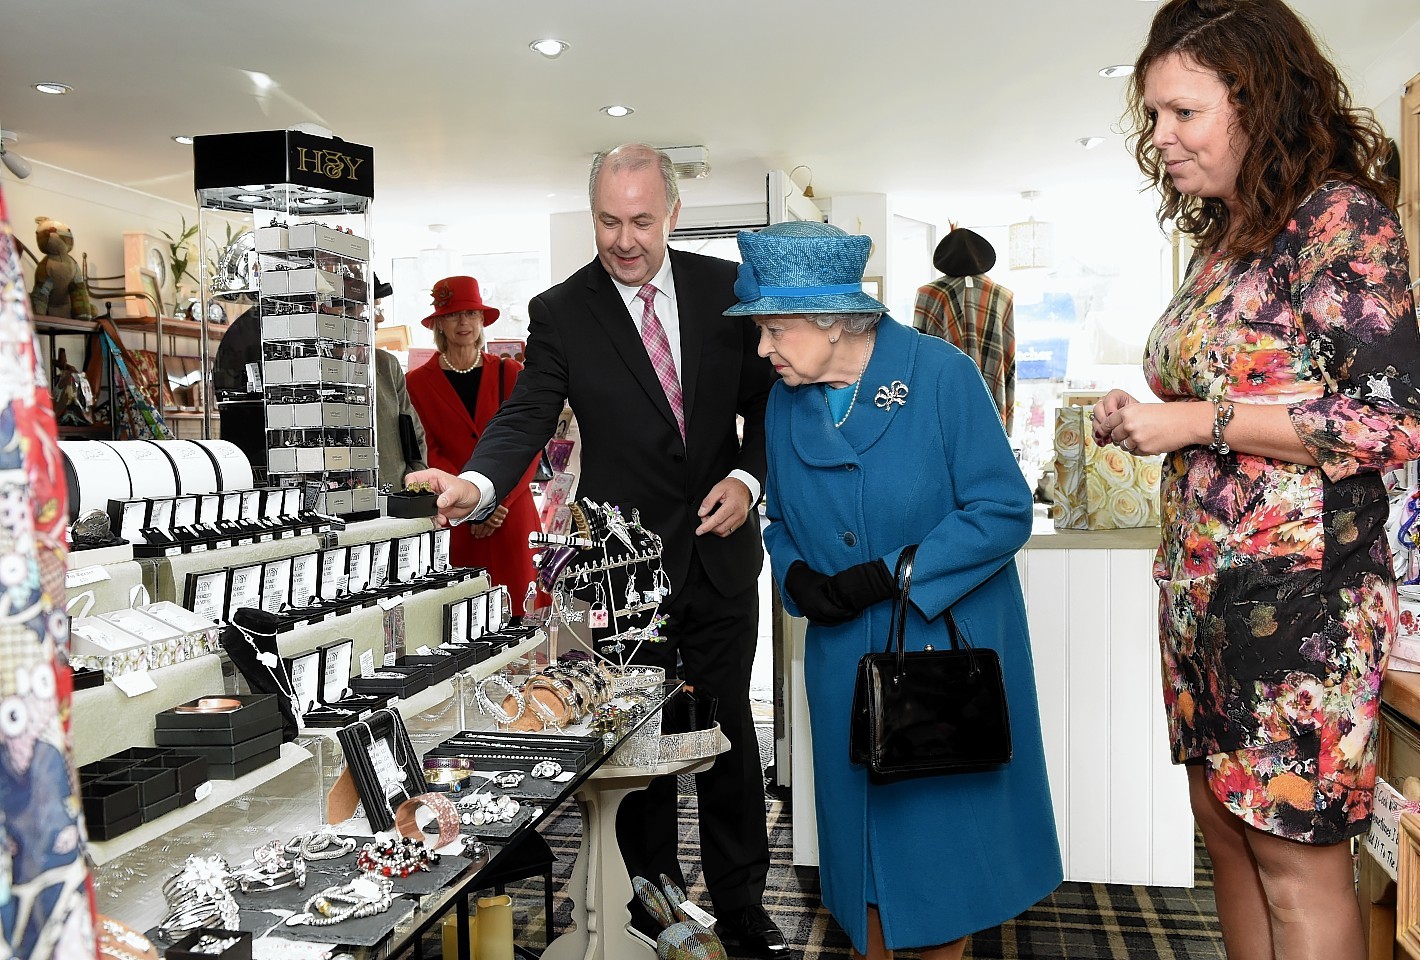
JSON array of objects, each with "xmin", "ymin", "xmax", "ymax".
[
  {"xmin": 475, "ymin": 673, "xmax": 525, "ymax": 725},
  {"xmin": 1209, "ymin": 400, "xmax": 1235, "ymax": 455}
]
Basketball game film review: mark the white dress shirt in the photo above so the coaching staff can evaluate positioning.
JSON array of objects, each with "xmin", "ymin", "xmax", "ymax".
[{"xmin": 458, "ymin": 253, "xmax": 760, "ymax": 522}]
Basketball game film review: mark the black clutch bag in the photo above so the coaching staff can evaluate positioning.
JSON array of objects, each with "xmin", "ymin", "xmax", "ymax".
[{"xmin": 849, "ymin": 545, "xmax": 1012, "ymax": 782}]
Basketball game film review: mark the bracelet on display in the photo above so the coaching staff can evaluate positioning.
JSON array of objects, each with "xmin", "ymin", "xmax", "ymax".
[
  {"xmin": 1209, "ymin": 400, "xmax": 1235, "ymax": 455},
  {"xmin": 475, "ymin": 673, "xmax": 525, "ymax": 725},
  {"xmin": 355, "ymin": 833, "xmax": 440, "ymax": 878},
  {"xmin": 394, "ymin": 792, "xmax": 462, "ymax": 849},
  {"xmin": 99, "ymin": 917, "xmax": 156, "ymax": 960},
  {"xmin": 233, "ymin": 841, "xmax": 308, "ymax": 894},
  {"xmin": 285, "ymin": 875, "xmax": 396, "ymax": 927},
  {"xmin": 284, "ymin": 827, "xmax": 357, "ymax": 862},
  {"xmin": 422, "ymin": 766, "xmax": 474, "ymax": 793},
  {"xmin": 422, "ymin": 756, "xmax": 474, "ymax": 772}
]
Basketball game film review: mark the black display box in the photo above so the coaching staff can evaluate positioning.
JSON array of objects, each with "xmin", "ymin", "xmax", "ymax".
[
  {"xmin": 108, "ymin": 746, "xmax": 171, "ymax": 765},
  {"xmin": 173, "ymin": 729, "xmax": 282, "ymax": 768},
  {"xmin": 146, "ymin": 752, "xmax": 210, "ymax": 800},
  {"xmin": 394, "ymin": 653, "xmax": 459, "ymax": 686},
  {"xmin": 207, "ymin": 747, "xmax": 281, "ymax": 781},
  {"xmin": 142, "ymin": 792, "xmax": 181, "ymax": 823},
  {"xmin": 348, "ymin": 665, "xmax": 431, "ymax": 699},
  {"xmin": 101, "ymin": 765, "xmax": 177, "ymax": 808},
  {"xmin": 167, "ymin": 927, "xmax": 253, "ymax": 960},
  {"xmin": 71, "ymin": 666, "xmax": 104, "ymax": 690},
  {"xmin": 385, "ymin": 491, "xmax": 436, "ymax": 519},
  {"xmin": 80, "ymin": 778, "xmax": 140, "ymax": 827},
  {"xmin": 79, "ymin": 758, "xmax": 137, "ymax": 781},
  {"xmin": 87, "ymin": 809, "xmax": 142, "ymax": 841},
  {"xmin": 154, "ymin": 695, "xmax": 282, "ymax": 745},
  {"xmin": 433, "ymin": 643, "xmax": 482, "ymax": 672}
]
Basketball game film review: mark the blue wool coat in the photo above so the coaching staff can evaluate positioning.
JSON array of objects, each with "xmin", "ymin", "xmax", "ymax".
[{"xmin": 763, "ymin": 317, "xmax": 1062, "ymax": 953}]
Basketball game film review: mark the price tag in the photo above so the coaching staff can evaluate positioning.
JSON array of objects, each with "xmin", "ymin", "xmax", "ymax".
[
  {"xmin": 1366, "ymin": 777, "xmax": 1420, "ymax": 881},
  {"xmin": 193, "ymin": 782, "xmax": 214, "ymax": 803},
  {"xmin": 416, "ymin": 645, "xmax": 432, "ymax": 656},
  {"xmin": 359, "ymin": 649, "xmax": 375, "ymax": 678},
  {"xmin": 680, "ymin": 901, "xmax": 717, "ymax": 929},
  {"xmin": 65, "ymin": 565, "xmax": 111, "ymax": 589},
  {"xmin": 377, "ymin": 594, "xmax": 403, "ymax": 611},
  {"xmin": 112, "ymin": 671, "xmax": 158, "ymax": 698}
]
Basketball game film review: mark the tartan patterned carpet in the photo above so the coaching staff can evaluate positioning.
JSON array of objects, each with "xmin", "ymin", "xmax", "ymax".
[{"xmin": 492, "ymin": 793, "xmax": 1226, "ymax": 960}]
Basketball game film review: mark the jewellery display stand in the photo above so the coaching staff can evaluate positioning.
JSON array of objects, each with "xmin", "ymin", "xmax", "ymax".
[
  {"xmin": 194, "ymin": 129, "xmax": 377, "ymax": 517},
  {"xmin": 534, "ymin": 498, "xmax": 673, "ymax": 670}
]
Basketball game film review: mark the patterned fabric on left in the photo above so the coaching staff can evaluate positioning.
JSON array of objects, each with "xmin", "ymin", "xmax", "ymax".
[{"xmin": 0, "ymin": 185, "xmax": 96, "ymax": 958}]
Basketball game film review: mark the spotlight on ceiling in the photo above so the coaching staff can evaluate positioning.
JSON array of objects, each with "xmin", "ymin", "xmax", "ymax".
[
  {"xmin": 32, "ymin": 82, "xmax": 73, "ymax": 95},
  {"xmin": 600, "ymin": 105, "xmax": 634, "ymax": 118},
  {"xmin": 1098, "ymin": 65, "xmax": 1134, "ymax": 79},
  {"xmin": 1076, "ymin": 136, "xmax": 1105, "ymax": 150},
  {"xmin": 173, "ymin": 135, "xmax": 195, "ymax": 145},
  {"xmin": 0, "ymin": 131, "xmax": 32, "ymax": 180},
  {"xmin": 529, "ymin": 38, "xmax": 569, "ymax": 58}
]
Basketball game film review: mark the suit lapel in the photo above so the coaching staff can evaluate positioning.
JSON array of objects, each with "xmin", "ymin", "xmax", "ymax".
[
  {"xmin": 669, "ymin": 250, "xmax": 702, "ymax": 428},
  {"xmin": 584, "ymin": 261, "xmax": 683, "ymax": 439}
]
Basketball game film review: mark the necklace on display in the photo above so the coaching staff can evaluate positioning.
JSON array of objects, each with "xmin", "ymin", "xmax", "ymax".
[
  {"xmin": 444, "ymin": 353, "xmax": 483, "ymax": 375},
  {"xmin": 823, "ymin": 331, "xmax": 876, "ymax": 429}
]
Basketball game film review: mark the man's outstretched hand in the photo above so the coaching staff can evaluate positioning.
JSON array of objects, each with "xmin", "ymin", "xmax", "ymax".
[{"xmin": 404, "ymin": 468, "xmax": 482, "ymax": 528}]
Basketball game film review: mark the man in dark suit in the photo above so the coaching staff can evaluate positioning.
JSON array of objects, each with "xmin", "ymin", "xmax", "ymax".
[{"xmin": 407, "ymin": 143, "xmax": 785, "ymax": 957}]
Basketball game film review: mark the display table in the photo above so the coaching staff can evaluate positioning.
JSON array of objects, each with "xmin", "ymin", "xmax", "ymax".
[
  {"xmin": 543, "ymin": 732, "xmax": 729, "ymax": 960},
  {"xmin": 779, "ymin": 519, "xmax": 1194, "ymax": 888}
]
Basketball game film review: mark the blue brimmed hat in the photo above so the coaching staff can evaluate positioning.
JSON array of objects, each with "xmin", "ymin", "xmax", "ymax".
[{"xmin": 724, "ymin": 221, "xmax": 887, "ymax": 317}]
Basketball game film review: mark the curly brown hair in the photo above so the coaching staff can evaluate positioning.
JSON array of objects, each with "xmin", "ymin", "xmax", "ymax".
[{"xmin": 1125, "ymin": 0, "xmax": 1396, "ymax": 257}]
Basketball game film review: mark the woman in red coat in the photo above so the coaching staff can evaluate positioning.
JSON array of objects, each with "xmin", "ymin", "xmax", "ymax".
[{"xmin": 406, "ymin": 276, "xmax": 541, "ymax": 598}]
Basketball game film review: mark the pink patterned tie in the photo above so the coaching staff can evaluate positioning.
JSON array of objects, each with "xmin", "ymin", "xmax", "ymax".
[{"xmin": 636, "ymin": 284, "xmax": 685, "ymax": 440}]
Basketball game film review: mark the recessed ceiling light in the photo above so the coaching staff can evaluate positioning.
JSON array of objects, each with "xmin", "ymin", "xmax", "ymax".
[
  {"xmin": 232, "ymin": 194, "xmax": 269, "ymax": 204},
  {"xmin": 1077, "ymin": 136, "xmax": 1106, "ymax": 150},
  {"xmin": 33, "ymin": 82, "xmax": 72, "ymax": 95},
  {"xmin": 600, "ymin": 105, "xmax": 634, "ymax": 118},
  {"xmin": 529, "ymin": 38, "xmax": 569, "ymax": 58},
  {"xmin": 173, "ymin": 135, "xmax": 194, "ymax": 145},
  {"xmin": 1098, "ymin": 65, "xmax": 1134, "ymax": 78}
]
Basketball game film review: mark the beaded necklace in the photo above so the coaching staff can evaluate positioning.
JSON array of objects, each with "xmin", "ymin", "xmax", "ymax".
[{"xmin": 822, "ymin": 331, "xmax": 875, "ymax": 428}]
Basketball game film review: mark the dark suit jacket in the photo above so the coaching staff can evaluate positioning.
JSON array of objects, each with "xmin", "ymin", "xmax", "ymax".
[{"xmin": 468, "ymin": 249, "xmax": 774, "ymax": 597}]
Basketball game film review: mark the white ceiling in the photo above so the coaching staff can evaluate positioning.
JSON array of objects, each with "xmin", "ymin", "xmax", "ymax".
[{"xmin": 3, "ymin": 0, "xmax": 1418, "ymax": 255}]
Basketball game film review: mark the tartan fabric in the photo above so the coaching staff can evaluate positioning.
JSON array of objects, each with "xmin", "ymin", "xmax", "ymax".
[
  {"xmin": 913, "ymin": 276, "xmax": 1016, "ymax": 434},
  {"xmin": 637, "ymin": 283, "xmax": 686, "ymax": 439}
]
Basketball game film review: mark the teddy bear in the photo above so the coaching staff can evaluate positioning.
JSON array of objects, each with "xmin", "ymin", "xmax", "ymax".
[{"xmin": 30, "ymin": 217, "xmax": 93, "ymax": 319}]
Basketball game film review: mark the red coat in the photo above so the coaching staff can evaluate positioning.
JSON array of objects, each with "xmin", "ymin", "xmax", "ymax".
[{"xmin": 405, "ymin": 352, "xmax": 541, "ymax": 598}]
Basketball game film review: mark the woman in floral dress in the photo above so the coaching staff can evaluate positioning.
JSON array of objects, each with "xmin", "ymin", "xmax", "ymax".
[{"xmin": 1092, "ymin": 1, "xmax": 1417, "ymax": 958}]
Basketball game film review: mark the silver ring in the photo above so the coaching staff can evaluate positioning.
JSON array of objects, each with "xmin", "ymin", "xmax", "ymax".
[{"xmin": 1121, "ymin": 439, "xmax": 1133, "ymax": 452}]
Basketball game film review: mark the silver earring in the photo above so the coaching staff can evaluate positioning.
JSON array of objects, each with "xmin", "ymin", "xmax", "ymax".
[{"xmin": 829, "ymin": 335, "xmax": 839, "ymax": 344}]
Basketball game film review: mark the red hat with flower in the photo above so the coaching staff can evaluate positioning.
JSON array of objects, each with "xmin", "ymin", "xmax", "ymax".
[{"xmin": 421, "ymin": 275, "xmax": 501, "ymax": 328}]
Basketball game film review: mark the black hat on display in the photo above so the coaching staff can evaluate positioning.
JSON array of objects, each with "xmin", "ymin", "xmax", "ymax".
[
  {"xmin": 933, "ymin": 227, "xmax": 995, "ymax": 278},
  {"xmin": 373, "ymin": 273, "xmax": 393, "ymax": 301}
]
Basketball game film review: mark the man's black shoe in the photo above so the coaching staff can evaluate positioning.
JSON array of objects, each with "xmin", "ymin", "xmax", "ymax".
[{"xmin": 715, "ymin": 904, "xmax": 790, "ymax": 958}]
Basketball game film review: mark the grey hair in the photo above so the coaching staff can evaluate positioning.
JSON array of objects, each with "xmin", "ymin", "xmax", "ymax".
[
  {"xmin": 589, "ymin": 143, "xmax": 680, "ymax": 214},
  {"xmin": 808, "ymin": 312, "xmax": 882, "ymax": 336}
]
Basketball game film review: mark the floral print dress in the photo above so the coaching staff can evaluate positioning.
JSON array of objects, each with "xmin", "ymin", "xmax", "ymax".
[{"xmin": 1143, "ymin": 182, "xmax": 1420, "ymax": 844}]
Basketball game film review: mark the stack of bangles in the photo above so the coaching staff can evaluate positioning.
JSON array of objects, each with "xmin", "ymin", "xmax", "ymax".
[
  {"xmin": 285, "ymin": 875, "xmax": 395, "ymax": 927},
  {"xmin": 422, "ymin": 756, "xmax": 475, "ymax": 794},
  {"xmin": 232, "ymin": 841, "xmax": 307, "ymax": 893},
  {"xmin": 158, "ymin": 856, "xmax": 241, "ymax": 941},
  {"xmin": 356, "ymin": 833, "xmax": 440, "ymax": 878}
]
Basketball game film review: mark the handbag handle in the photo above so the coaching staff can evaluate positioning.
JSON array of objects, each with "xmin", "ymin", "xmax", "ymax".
[{"xmin": 883, "ymin": 544, "xmax": 973, "ymax": 675}]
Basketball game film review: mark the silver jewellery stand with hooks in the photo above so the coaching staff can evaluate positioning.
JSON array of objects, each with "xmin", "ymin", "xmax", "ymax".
[{"xmin": 528, "ymin": 498, "xmax": 672, "ymax": 674}]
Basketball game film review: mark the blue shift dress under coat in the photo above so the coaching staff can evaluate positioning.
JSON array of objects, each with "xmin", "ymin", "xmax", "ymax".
[{"xmin": 762, "ymin": 317, "xmax": 1062, "ymax": 953}]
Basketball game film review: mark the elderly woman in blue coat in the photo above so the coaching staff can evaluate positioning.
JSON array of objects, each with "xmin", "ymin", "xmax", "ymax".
[{"xmin": 728, "ymin": 221, "xmax": 1062, "ymax": 960}]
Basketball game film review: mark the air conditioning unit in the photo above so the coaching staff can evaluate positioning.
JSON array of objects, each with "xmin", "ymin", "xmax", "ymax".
[{"xmin": 662, "ymin": 145, "xmax": 710, "ymax": 180}]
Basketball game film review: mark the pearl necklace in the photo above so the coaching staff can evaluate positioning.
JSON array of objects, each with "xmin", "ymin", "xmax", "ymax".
[
  {"xmin": 823, "ymin": 331, "xmax": 875, "ymax": 429},
  {"xmin": 444, "ymin": 354, "xmax": 483, "ymax": 374}
]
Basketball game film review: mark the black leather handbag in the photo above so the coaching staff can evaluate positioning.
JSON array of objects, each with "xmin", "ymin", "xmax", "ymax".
[{"xmin": 849, "ymin": 545, "xmax": 1013, "ymax": 781}]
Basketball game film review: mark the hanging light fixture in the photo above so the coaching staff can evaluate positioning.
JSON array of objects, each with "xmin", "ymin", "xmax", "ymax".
[
  {"xmin": 1008, "ymin": 190, "xmax": 1053, "ymax": 270},
  {"xmin": 788, "ymin": 164, "xmax": 816, "ymax": 199}
]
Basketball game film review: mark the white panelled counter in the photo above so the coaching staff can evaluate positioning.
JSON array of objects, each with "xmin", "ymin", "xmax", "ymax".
[{"xmin": 782, "ymin": 521, "xmax": 1196, "ymax": 888}]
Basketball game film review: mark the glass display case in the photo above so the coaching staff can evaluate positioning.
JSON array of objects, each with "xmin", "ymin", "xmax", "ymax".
[{"xmin": 193, "ymin": 129, "xmax": 378, "ymax": 518}]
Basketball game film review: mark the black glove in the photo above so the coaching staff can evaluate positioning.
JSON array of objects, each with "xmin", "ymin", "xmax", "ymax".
[
  {"xmin": 824, "ymin": 558, "xmax": 896, "ymax": 615},
  {"xmin": 784, "ymin": 561, "xmax": 856, "ymax": 626}
]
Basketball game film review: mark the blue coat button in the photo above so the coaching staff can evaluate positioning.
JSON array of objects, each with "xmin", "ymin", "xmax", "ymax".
[{"xmin": 843, "ymin": 531, "xmax": 857, "ymax": 546}]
